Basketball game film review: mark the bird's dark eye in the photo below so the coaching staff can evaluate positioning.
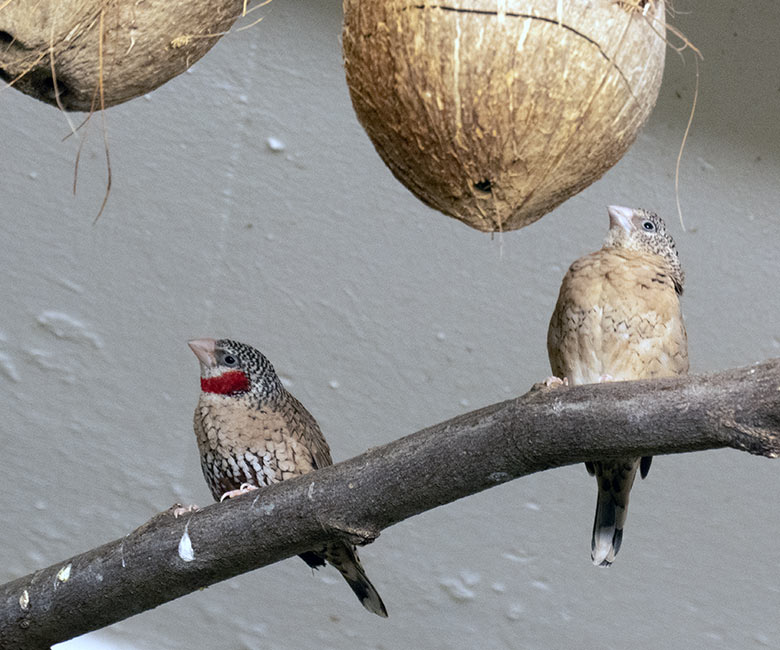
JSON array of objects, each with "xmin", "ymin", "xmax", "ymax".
[
  {"xmin": 642, "ymin": 220, "xmax": 656, "ymax": 231},
  {"xmin": 223, "ymin": 354, "xmax": 237, "ymax": 366}
]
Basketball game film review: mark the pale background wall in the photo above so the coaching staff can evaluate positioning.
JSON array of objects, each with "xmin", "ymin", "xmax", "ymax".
[{"xmin": 2, "ymin": 1, "xmax": 779, "ymax": 649}]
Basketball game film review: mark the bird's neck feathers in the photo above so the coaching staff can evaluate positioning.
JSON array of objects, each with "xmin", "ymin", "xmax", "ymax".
[
  {"xmin": 200, "ymin": 370, "xmax": 251, "ymax": 396},
  {"xmin": 200, "ymin": 369, "xmax": 284, "ymax": 403},
  {"xmin": 601, "ymin": 232, "xmax": 685, "ymax": 296}
]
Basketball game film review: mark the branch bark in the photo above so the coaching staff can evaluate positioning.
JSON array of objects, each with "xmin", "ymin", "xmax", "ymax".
[{"xmin": 2, "ymin": 360, "xmax": 779, "ymax": 648}]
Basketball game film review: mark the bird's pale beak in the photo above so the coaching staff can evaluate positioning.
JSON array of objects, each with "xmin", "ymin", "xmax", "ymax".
[
  {"xmin": 188, "ymin": 338, "xmax": 217, "ymax": 368},
  {"xmin": 607, "ymin": 205, "xmax": 635, "ymax": 233}
]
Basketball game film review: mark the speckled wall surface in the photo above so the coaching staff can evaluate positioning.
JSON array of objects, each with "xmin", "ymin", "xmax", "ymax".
[{"xmin": 2, "ymin": 1, "xmax": 779, "ymax": 648}]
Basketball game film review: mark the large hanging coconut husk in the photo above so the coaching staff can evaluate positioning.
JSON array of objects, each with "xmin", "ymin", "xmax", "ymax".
[
  {"xmin": 0, "ymin": 0, "xmax": 246, "ymax": 111},
  {"xmin": 342, "ymin": 0, "xmax": 667, "ymax": 232}
]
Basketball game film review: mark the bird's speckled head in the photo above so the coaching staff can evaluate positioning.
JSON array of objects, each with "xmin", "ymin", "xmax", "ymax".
[
  {"xmin": 603, "ymin": 205, "xmax": 684, "ymax": 294},
  {"xmin": 188, "ymin": 338, "xmax": 283, "ymax": 399}
]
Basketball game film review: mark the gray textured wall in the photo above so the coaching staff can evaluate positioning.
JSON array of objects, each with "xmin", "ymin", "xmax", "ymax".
[{"xmin": 2, "ymin": 1, "xmax": 779, "ymax": 649}]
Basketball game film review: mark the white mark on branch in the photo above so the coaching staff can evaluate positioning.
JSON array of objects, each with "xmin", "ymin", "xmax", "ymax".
[
  {"xmin": 488, "ymin": 471, "xmax": 510, "ymax": 483},
  {"xmin": 19, "ymin": 590, "xmax": 29, "ymax": 610},
  {"xmin": 55, "ymin": 563, "xmax": 72, "ymax": 589},
  {"xmin": 120, "ymin": 534, "xmax": 129, "ymax": 568},
  {"xmin": 308, "ymin": 482, "xmax": 315, "ymax": 500},
  {"xmin": 260, "ymin": 503, "xmax": 275, "ymax": 515},
  {"xmin": 178, "ymin": 522, "xmax": 195, "ymax": 562}
]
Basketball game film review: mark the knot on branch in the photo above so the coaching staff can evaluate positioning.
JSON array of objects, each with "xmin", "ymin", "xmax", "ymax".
[
  {"xmin": 320, "ymin": 520, "xmax": 381, "ymax": 546},
  {"xmin": 718, "ymin": 413, "xmax": 780, "ymax": 458}
]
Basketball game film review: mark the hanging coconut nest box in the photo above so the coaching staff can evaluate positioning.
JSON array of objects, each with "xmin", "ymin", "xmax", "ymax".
[
  {"xmin": 342, "ymin": 0, "xmax": 666, "ymax": 232},
  {"xmin": 0, "ymin": 0, "xmax": 245, "ymax": 111}
]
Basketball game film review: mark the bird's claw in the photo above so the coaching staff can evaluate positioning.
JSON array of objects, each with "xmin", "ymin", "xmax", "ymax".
[
  {"xmin": 220, "ymin": 483, "xmax": 259, "ymax": 502},
  {"xmin": 171, "ymin": 503, "xmax": 200, "ymax": 518},
  {"xmin": 544, "ymin": 375, "xmax": 569, "ymax": 388}
]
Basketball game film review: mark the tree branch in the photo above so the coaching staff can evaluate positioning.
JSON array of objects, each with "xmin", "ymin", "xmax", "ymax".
[{"xmin": 2, "ymin": 360, "xmax": 779, "ymax": 648}]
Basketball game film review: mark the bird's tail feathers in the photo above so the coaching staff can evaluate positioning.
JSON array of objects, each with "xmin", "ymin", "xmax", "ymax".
[
  {"xmin": 591, "ymin": 491, "xmax": 627, "ymax": 567},
  {"xmin": 327, "ymin": 543, "xmax": 388, "ymax": 617}
]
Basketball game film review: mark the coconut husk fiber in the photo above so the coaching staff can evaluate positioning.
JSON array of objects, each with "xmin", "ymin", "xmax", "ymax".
[
  {"xmin": 343, "ymin": 0, "xmax": 667, "ymax": 232},
  {"xmin": 0, "ymin": 0, "xmax": 246, "ymax": 111}
]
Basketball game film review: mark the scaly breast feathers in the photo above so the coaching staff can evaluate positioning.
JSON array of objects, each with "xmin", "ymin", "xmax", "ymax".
[
  {"xmin": 549, "ymin": 251, "xmax": 687, "ymax": 383},
  {"xmin": 194, "ymin": 397, "xmax": 317, "ymax": 500}
]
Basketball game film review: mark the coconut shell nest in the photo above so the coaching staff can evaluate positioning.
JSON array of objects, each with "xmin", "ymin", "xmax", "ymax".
[
  {"xmin": 343, "ymin": 0, "xmax": 667, "ymax": 232},
  {"xmin": 0, "ymin": 0, "xmax": 246, "ymax": 111}
]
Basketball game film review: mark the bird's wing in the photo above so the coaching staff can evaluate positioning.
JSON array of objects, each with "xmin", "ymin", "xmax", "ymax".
[
  {"xmin": 600, "ymin": 252, "xmax": 689, "ymax": 380},
  {"xmin": 547, "ymin": 253, "xmax": 607, "ymax": 383},
  {"xmin": 282, "ymin": 393, "xmax": 334, "ymax": 470}
]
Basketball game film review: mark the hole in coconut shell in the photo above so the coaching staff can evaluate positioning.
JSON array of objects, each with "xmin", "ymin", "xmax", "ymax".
[
  {"xmin": 474, "ymin": 179, "xmax": 492, "ymax": 193},
  {"xmin": 616, "ymin": 0, "xmax": 650, "ymax": 12},
  {"xmin": 15, "ymin": 68, "xmax": 69, "ymax": 104},
  {"xmin": 35, "ymin": 73, "xmax": 59, "ymax": 101},
  {"xmin": 0, "ymin": 31, "xmax": 13, "ymax": 46}
]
